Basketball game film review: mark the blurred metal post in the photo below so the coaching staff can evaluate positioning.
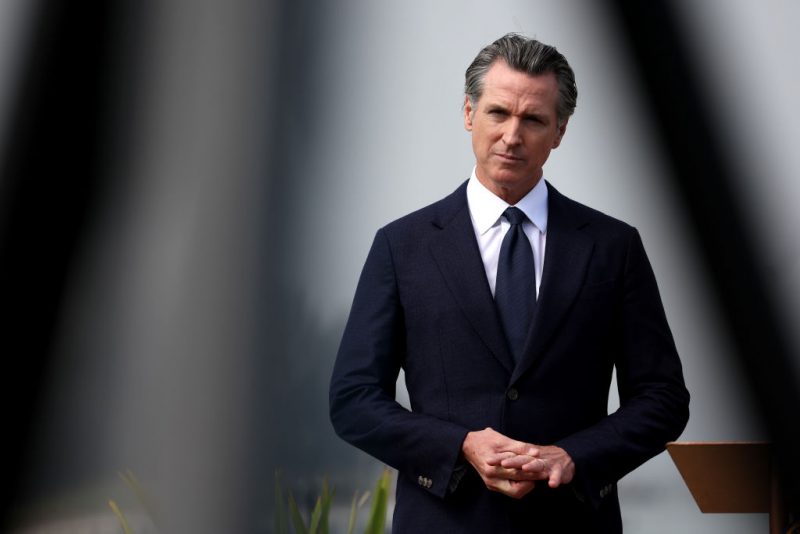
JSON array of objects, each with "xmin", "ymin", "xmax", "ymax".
[{"xmin": 607, "ymin": 0, "xmax": 800, "ymax": 510}]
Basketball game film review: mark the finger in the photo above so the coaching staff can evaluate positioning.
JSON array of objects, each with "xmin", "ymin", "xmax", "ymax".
[
  {"xmin": 548, "ymin": 463, "xmax": 563, "ymax": 488},
  {"xmin": 502, "ymin": 468, "xmax": 540, "ymax": 482},
  {"xmin": 500, "ymin": 454, "xmax": 535, "ymax": 469},
  {"xmin": 498, "ymin": 439, "xmax": 534, "ymax": 456},
  {"xmin": 483, "ymin": 463, "xmax": 539, "ymax": 481},
  {"xmin": 507, "ymin": 480, "xmax": 536, "ymax": 499},
  {"xmin": 486, "ymin": 451, "xmax": 517, "ymax": 466},
  {"xmin": 481, "ymin": 469, "xmax": 538, "ymax": 498},
  {"xmin": 520, "ymin": 457, "xmax": 548, "ymax": 473},
  {"xmin": 488, "ymin": 479, "xmax": 535, "ymax": 499},
  {"xmin": 485, "ymin": 477, "xmax": 515, "ymax": 493}
]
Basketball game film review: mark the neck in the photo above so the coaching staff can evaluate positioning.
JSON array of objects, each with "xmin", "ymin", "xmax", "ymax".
[{"xmin": 476, "ymin": 173, "xmax": 542, "ymax": 205}]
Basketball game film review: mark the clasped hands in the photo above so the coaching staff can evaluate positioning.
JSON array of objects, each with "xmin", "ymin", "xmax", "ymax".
[{"xmin": 461, "ymin": 427, "xmax": 575, "ymax": 499}]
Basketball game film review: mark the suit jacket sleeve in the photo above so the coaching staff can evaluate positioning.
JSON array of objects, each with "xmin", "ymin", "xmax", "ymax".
[
  {"xmin": 329, "ymin": 228, "xmax": 469, "ymax": 498},
  {"xmin": 555, "ymin": 227, "xmax": 690, "ymax": 509}
]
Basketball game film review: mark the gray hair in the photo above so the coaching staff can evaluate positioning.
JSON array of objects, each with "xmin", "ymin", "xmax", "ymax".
[{"xmin": 465, "ymin": 33, "xmax": 577, "ymax": 126}]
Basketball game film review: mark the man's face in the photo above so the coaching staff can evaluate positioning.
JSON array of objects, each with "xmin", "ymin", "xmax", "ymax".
[{"xmin": 464, "ymin": 60, "xmax": 568, "ymax": 203}]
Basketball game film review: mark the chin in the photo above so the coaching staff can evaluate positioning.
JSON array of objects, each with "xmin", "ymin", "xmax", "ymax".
[{"xmin": 490, "ymin": 172, "xmax": 530, "ymax": 188}]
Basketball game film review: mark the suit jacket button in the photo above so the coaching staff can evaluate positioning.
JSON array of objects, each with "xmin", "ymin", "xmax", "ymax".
[{"xmin": 507, "ymin": 388, "xmax": 519, "ymax": 401}]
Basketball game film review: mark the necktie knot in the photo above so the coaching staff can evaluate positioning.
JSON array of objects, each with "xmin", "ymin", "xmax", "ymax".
[{"xmin": 503, "ymin": 207, "xmax": 527, "ymax": 226}]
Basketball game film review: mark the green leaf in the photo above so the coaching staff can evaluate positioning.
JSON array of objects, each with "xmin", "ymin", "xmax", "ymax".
[
  {"xmin": 108, "ymin": 499, "xmax": 133, "ymax": 534},
  {"xmin": 364, "ymin": 469, "xmax": 392, "ymax": 534},
  {"xmin": 274, "ymin": 471, "xmax": 289, "ymax": 534},
  {"xmin": 346, "ymin": 491, "xmax": 359, "ymax": 534},
  {"xmin": 319, "ymin": 478, "xmax": 335, "ymax": 534},
  {"xmin": 118, "ymin": 469, "xmax": 161, "ymax": 527},
  {"xmin": 308, "ymin": 497, "xmax": 322, "ymax": 534},
  {"xmin": 288, "ymin": 492, "xmax": 308, "ymax": 534}
]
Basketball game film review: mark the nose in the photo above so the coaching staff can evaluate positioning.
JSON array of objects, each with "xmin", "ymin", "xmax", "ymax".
[{"xmin": 502, "ymin": 118, "xmax": 522, "ymax": 146}]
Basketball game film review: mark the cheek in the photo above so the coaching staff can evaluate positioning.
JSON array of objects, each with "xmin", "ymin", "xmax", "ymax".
[
  {"xmin": 473, "ymin": 133, "xmax": 492, "ymax": 153},
  {"xmin": 480, "ymin": 130, "xmax": 502, "ymax": 148},
  {"xmin": 471, "ymin": 135, "xmax": 481, "ymax": 153}
]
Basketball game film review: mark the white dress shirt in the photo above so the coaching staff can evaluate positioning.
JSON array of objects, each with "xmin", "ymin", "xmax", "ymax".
[{"xmin": 466, "ymin": 167, "xmax": 548, "ymax": 298}]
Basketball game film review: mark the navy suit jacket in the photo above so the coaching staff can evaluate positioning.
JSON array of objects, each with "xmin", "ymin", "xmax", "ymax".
[{"xmin": 330, "ymin": 180, "xmax": 689, "ymax": 533}]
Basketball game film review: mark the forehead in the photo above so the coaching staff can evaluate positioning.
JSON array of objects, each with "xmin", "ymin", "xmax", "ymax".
[{"xmin": 480, "ymin": 61, "xmax": 559, "ymax": 112}]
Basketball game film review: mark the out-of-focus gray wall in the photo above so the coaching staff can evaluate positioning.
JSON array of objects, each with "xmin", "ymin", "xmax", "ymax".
[{"xmin": 4, "ymin": 1, "xmax": 796, "ymax": 533}]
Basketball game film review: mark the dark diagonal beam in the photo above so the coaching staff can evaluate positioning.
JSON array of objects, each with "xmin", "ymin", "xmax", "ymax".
[{"xmin": 607, "ymin": 0, "xmax": 800, "ymax": 509}]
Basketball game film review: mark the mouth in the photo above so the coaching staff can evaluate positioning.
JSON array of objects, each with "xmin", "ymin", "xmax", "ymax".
[{"xmin": 495, "ymin": 152, "xmax": 523, "ymax": 162}]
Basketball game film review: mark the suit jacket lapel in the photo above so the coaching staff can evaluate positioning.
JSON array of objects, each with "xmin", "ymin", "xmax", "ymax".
[
  {"xmin": 511, "ymin": 183, "xmax": 594, "ymax": 383},
  {"xmin": 429, "ymin": 182, "xmax": 516, "ymax": 374}
]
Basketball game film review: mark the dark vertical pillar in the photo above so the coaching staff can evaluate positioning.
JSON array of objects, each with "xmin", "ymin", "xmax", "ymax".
[
  {"xmin": 0, "ymin": 0, "xmax": 122, "ymax": 524},
  {"xmin": 607, "ymin": 0, "xmax": 800, "ymax": 509}
]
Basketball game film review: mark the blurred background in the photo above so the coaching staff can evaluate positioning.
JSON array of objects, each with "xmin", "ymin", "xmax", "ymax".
[{"xmin": 1, "ymin": 0, "xmax": 797, "ymax": 532}]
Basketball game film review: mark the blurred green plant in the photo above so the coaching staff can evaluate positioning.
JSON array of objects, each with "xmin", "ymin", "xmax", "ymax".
[
  {"xmin": 108, "ymin": 467, "xmax": 393, "ymax": 533},
  {"xmin": 346, "ymin": 488, "xmax": 372, "ymax": 534},
  {"xmin": 274, "ymin": 468, "xmax": 393, "ymax": 534},
  {"xmin": 118, "ymin": 469, "xmax": 161, "ymax": 527},
  {"xmin": 108, "ymin": 499, "xmax": 133, "ymax": 534},
  {"xmin": 362, "ymin": 468, "xmax": 391, "ymax": 534},
  {"xmin": 108, "ymin": 469, "xmax": 159, "ymax": 534}
]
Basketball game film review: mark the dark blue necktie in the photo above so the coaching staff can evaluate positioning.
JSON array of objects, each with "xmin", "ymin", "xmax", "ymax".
[{"xmin": 495, "ymin": 207, "xmax": 536, "ymax": 363}]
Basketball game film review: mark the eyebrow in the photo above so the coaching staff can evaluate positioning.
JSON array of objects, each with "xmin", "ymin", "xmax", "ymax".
[
  {"xmin": 523, "ymin": 112, "xmax": 547, "ymax": 122},
  {"xmin": 485, "ymin": 104, "xmax": 509, "ymax": 113},
  {"xmin": 485, "ymin": 104, "xmax": 548, "ymax": 123}
]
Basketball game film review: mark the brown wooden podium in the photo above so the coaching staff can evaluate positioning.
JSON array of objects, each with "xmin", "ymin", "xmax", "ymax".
[{"xmin": 667, "ymin": 441, "xmax": 785, "ymax": 534}]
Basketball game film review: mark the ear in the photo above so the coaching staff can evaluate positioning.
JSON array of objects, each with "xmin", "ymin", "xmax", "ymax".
[
  {"xmin": 463, "ymin": 95, "xmax": 474, "ymax": 131},
  {"xmin": 552, "ymin": 118, "xmax": 569, "ymax": 148}
]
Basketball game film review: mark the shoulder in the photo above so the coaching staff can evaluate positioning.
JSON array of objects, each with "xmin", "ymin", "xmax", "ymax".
[
  {"xmin": 379, "ymin": 180, "xmax": 468, "ymax": 240},
  {"xmin": 547, "ymin": 181, "xmax": 636, "ymax": 240}
]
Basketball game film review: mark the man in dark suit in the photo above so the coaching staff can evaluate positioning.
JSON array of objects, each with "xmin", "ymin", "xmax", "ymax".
[{"xmin": 330, "ymin": 33, "xmax": 689, "ymax": 533}]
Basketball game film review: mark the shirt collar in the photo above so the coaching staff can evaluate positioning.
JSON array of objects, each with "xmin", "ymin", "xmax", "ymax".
[{"xmin": 466, "ymin": 166, "xmax": 549, "ymax": 235}]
